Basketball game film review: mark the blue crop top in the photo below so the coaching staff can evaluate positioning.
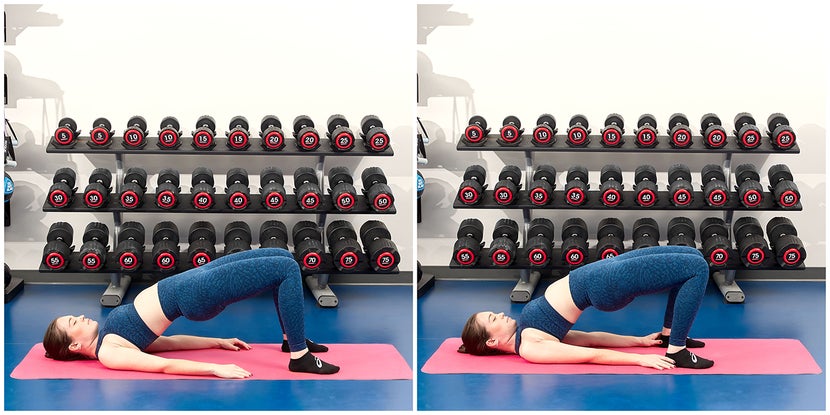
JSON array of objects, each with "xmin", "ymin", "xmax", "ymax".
[
  {"xmin": 514, "ymin": 295, "xmax": 575, "ymax": 354},
  {"xmin": 95, "ymin": 303, "xmax": 159, "ymax": 356}
]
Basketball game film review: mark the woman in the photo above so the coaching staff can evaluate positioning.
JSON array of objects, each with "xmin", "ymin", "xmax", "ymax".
[
  {"xmin": 43, "ymin": 248, "xmax": 339, "ymax": 378},
  {"xmin": 460, "ymin": 245, "xmax": 714, "ymax": 370}
]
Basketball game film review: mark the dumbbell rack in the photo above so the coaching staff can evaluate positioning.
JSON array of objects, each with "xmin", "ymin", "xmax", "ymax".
[
  {"xmin": 453, "ymin": 129, "xmax": 800, "ymax": 304},
  {"xmin": 44, "ymin": 134, "xmax": 395, "ymax": 307}
]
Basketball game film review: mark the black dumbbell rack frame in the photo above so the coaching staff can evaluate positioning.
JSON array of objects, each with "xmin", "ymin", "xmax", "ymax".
[
  {"xmin": 45, "ymin": 131, "xmax": 396, "ymax": 308},
  {"xmin": 454, "ymin": 131, "xmax": 801, "ymax": 304}
]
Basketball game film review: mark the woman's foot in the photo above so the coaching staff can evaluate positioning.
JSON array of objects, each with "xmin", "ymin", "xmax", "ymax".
[
  {"xmin": 666, "ymin": 348, "xmax": 714, "ymax": 369},
  {"xmin": 288, "ymin": 352, "xmax": 340, "ymax": 374},
  {"xmin": 282, "ymin": 338, "xmax": 329, "ymax": 353},
  {"xmin": 657, "ymin": 334, "xmax": 705, "ymax": 348}
]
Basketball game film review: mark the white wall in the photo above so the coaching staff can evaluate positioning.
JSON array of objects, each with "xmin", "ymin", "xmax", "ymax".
[
  {"xmin": 3, "ymin": 1, "xmax": 416, "ymax": 273},
  {"xmin": 417, "ymin": 1, "xmax": 827, "ymax": 269}
]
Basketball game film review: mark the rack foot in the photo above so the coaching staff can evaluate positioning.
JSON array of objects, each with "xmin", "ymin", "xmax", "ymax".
[
  {"xmin": 5, "ymin": 277, "xmax": 24, "ymax": 303},
  {"xmin": 712, "ymin": 271, "xmax": 745, "ymax": 303},
  {"xmin": 418, "ymin": 272, "xmax": 435, "ymax": 297},
  {"xmin": 305, "ymin": 275, "xmax": 339, "ymax": 308},
  {"xmin": 101, "ymin": 275, "xmax": 132, "ymax": 307},
  {"xmin": 510, "ymin": 270, "xmax": 541, "ymax": 303}
]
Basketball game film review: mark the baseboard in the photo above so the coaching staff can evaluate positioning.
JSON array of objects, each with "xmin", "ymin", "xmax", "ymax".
[{"xmin": 420, "ymin": 266, "xmax": 826, "ymax": 281}]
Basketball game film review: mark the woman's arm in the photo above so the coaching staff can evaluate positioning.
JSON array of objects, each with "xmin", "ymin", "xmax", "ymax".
[
  {"xmin": 98, "ymin": 344, "xmax": 252, "ymax": 378},
  {"xmin": 519, "ymin": 334, "xmax": 674, "ymax": 370},
  {"xmin": 563, "ymin": 330, "xmax": 662, "ymax": 348},
  {"xmin": 145, "ymin": 335, "xmax": 251, "ymax": 353}
]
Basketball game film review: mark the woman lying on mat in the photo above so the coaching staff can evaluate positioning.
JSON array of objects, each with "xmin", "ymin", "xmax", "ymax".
[
  {"xmin": 460, "ymin": 245, "xmax": 714, "ymax": 370},
  {"xmin": 42, "ymin": 248, "xmax": 339, "ymax": 378}
]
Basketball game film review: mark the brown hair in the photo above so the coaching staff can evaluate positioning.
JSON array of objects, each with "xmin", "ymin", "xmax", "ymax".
[
  {"xmin": 458, "ymin": 312, "xmax": 503, "ymax": 355},
  {"xmin": 42, "ymin": 318, "xmax": 86, "ymax": 361}
]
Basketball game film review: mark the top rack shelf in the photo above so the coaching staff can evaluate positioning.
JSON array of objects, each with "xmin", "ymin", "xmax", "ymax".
[{"xmin": 456, "ymin": 134, "xmax": 798, "ymax": 154}]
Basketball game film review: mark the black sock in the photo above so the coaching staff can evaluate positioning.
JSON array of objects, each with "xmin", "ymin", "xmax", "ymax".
[
  {"xmin": 282, "ymin": 338, "xmax": 329, "ymax": 353},
  {"xmin": 288, "ymin": 352, "xmax": 340, "ymax": 375},
  {"xmin": 658, "ymin": 334, "xmax": 705, "ymax": 348},
  {"xmin": 666, "ymin": 348, "xmax": 714, "ymax": 369}
]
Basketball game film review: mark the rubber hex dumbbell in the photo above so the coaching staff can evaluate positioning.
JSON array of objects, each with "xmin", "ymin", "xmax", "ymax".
[
  {"xmin": 662, "ymin": 113, "xmax": 692, "ymax": 149},
  {"xmin": 293, "ymin": 115, "xmax": 321, "ymax": 151},
  {"xmin": 47, "ymin": 168, "xmax": 77, "ymax": 208},
  {"xmin": 188, "ymin": 221, "xmax": 216, "ymax": 267},
  {"xmin": 528, "ymin": 165, "xmax": 556, "ymax": 206},
  {"xmin": 564, "ymin": 165, "xmax": 589, "ymax": 206},
  {"xmin": 667, "ymin": 164, "xmax": 693, "ymax": 207},
  {"xmin": 157, "ymin": 116, "xmax": 182, "ymax": 149},
  {"xmin": 488, "ymin": 219, "xmax": 519, "ymax": 266},
  {"xmin": 733, "ymin": 112, "xmax": 762, "ymax": 149},
  {"xmin": 700, "ymin": 113, "xmax": 727, "ymax": 149},
  {"xmin": 634, "ymin": 114, "xmax": 658, "ymax": 148},
  {"xmin": 259, "ymin": 220, "xmax": 288, "ymax": 250},
  {"xmin": 326, "ymin": 220, "xmax": 363, "ymax": 271},
  {"xmin": 83, "ymin": 168, "xmax": 112, "ymax": 209},
  {"xmin": 667, "ymin": 217, "xmax": 696, "ymax": 247},
  {"xmin": 294, "ymin": 167, "xmax": 322, "ymax": 211},
  {"xmin": 596, "ymin": 218, "xmax": 625, "ymax": 259},
  {"xmin": 89, "ymin": 117, "xmax": 114, "ymax": 147},
  {"xmin": 260, "ymin": 115, "xmax": 285, "ymax": 151},
  {"xmin": 191, "ymin": 167, "xmax": 215, "ymax": 210},
  {"xmin": 734, "ymin": 163, "xmax": 763, "ymax": 208},
  {"xmin": 526, "ymin": 218, "xmax": 554, "ymax": 267},
  {"xmin": 155, "ymin": 168, "xmax": 180, "ymax": 209},
  {"xmin": 766, "ymin": 113, "xmax": 796, "ymax": 150},
  {"xmin": 192, "ymin": 115, "xmax": 217, "ymax": 150},
  {"xmin": 152, "ymin": 221, "xmax": 179, "ymax": 272},
  {"xmin": 531, "ymin": 114, "xmax": 557, "ymax": 146},
  {"xmin": 327, "ymin": 114, "xmax": 356, "ymax": 152},
  {"xmin": 226, "ymin": 116, "xmax": 251, "ymax": 150},
  {"xmin": 498, "ymin": 116, "xmax": 523, "ymax": 146},
  {"xmin": 598, "ymin": 113, "xmax": 624, "ymax": 147},
  {"xmin": 632, "ymin": 218, "xmax": 660, "ymax": 249},
  {"xmin": 767, "ymin": 164, "xmax": 800, "ymax": 208},
  {"xmin": 360, "ymin": 220, "xmax": 400, "ymax": 271},
  {"xmin": 599, "ymin": 164, "xmax": 623, "ymax": 207},
  {"xmin": 462, "ymin": 115, "xmax": 489, "ymax": 145},
  {"xmin": 53, "ymin": 117, "xmax": 80, "ymax": 146},
  {"xmin": 80, "ymin": 222, "xmax": 109, "ymax": 271},
  {"xmin": 119, "ymin": 167, "xmax": 147, "ymax": 209},
  {"xmin": 457, "ymin": 165, "xmax": 487, "ymax": 205},
  {"xmin": 566, "ymin": 114, "xmax": 590, "ymax": 147},
  {"xmin": 361, "ymin": 167, "xmax": 395, "ymax": 212},
  {"xmin": 701, "ymin": 164, "xmax": 729, "ymax": 207},
  {"xmin": 260, "ymin": 167, "xmax": 287, "ymax": 210},
  {"xmin": 293, "ymin": 221, "xmax": 325, "ymax": 272},
  {"xmin": 225, "ymin": 168, "xmax": 250, "ymax": 210},
  {"xmin": 634, "ymin": 165, "xmax": 658, "ymax": 207},
  {"xmin": 122, "ymin": 116, "xmax": 149, "ymax": 148},
  {"xmin": 561, "ymin": 218, "xmax": 589, "ymax": 266},
  {"xmin": 115, "ymin": 221, "xmax": 145, "ymax": 272},
  {"xmin": 328, "ymin": 166, "xmax": 358, "ymax": 212},
  {"xmin": 224, "ymin": 221, "xmax": 252, "ymax": 254},
  {"xmin": 360, "ymin": 115, "xmax": 391, "ymax": 152},
  {"xmin": 493, "ymin": 165, "xmax": 522, "ymax": 205},
  {"xmin": 733, "ymin": 217, "xmax": 769, "ymax": 267},
  {"xmin": 699, "ymin": 217, "xmax": 731, "ymax": 267},
  {"xmin": 453, "ymin": 218, "xmax": 485, "ymax": 266},
  {"xmin": 766, "ymin": 217, "xmax": 806, "ymax": 268},
  {"xmin": 42, "ymin": 222, "xmax": 74, "ymax": 271}
]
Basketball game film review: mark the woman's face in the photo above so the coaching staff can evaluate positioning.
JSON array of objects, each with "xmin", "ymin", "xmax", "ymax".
[
  {"xmin": 475, "ymin": 311, "xmax": 516, "ymax": 343},
  {"xmin": 55, "ymin": 315, "xmax": 99, "ymax": 347}
]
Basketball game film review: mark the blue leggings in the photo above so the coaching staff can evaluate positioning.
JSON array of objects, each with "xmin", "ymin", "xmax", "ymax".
[
  {"xmin": 156, "ymin": 248, "xmax": 308, "ymax": 352},
  {"xmin": 569, "ymin": 245, "xmax": 710, "ymax": 347}
]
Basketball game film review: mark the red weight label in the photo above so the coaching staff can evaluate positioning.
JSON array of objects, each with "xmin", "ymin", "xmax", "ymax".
[
  {"xmin": 707, "ymin": 130, "xmax": 726, "ymax": 147},
  {"xmin": 82, "ymin": 253, "xmax": 101, "ymax": 270},
  {"xmin": 192, "ymin": 252, "xmax": 211, "ymax": 267},
  {"xmin": 193, "ymin": 192, "xmax": 213, "ymax": 210},
  {"xmin": 602, "ymin": 189, "xmax": 621, "ymax": 206},
  {"xmin": 45, "ymin": 252, "xmax": 65, "ymax": 270},
  {"xmin": 529, "ymin": 188, "xmax": 549, "ymax": 205},
  {"xmin": 600, "ymin": 248, "xmax": 619, "ymax": 259},
  {"xmin": 159, "ymin": 129, "xmax": 179, "ymax": 147},
  {"xmin": 336, "ymin": 192, "xmax": 355, "ymax": 210},
  {"xmin": 49, "ymin": 190, "xmax": 70, "ymax": 208},
  {"xmin": 124, "ymin": 128, "xmax": 144, "ymax": 147},
  {"xmin": 263, "ymin": 131, "xmax": 284, "ymax": 149},
  {"xmin": 459, "ymin": 186, "xmax": 479, "ymax": 204},
  {"xmin": 741, "ymin": 130, "xmax": 760, "ymax": 148},
  {"xmin": 120, "ymin": 190, "xmax": 140, "ymax": 208},
  {"xmin": 533, "ymin": 126, "xmax": 553, "ymax": 144},
  {"xmin": 376, "ymin": 252, "xmax": 395, "ymax": 269},
  {"xmin": 370, "ymin": 132, "xmax": 389, "ymax": 151},
  {"xmin": 779, "ymin": 190, "xmax": 798, "ymax": 207},
  {"xmin": 303, "ymin": 252, "xmax": 321, "ymax": 269},
  {"xmin": 119, "ymin": 252, "xmax": 138, "ymax": 270},
  {"xmin": 637, "ymin": 129, "xmax": 656, "ymax": 146},
  {"xmin": 339, "ymin": 252, "xmax": 358, "ymax": 269},
  {"xmin": 464, "ymin": 125, "xmax": 484, "ymax": 143},
  {"xmin": 300, "ymin": 132, "xmax": 319, "ymax": 150},
  {"xmin": 672, "ymin": 129, "xmax": 691, "ymax": 147},
  {"xmin": 334, "ymin": 132, "xmax": 354, "ymax": 150},
  {"xmin": 455, "ymin": 248, "xmax": 475, "ymax": 266},
  {"xmin": 373, "ymin": 194, "xmax": 392, "ymax": 211},
  {"xmin": 566, "ymin": 188, "xmax": 585, "ymax": 205},
  {"xmin": 710, "ymin": 248, "xmax": 728, "ymax": 266},
  {"xmin": 90, "ymin": 128, "xmax": 110, "ymax": 145},
  {"xmin": 54, "ymin": 127, "xmax": 74, "ymax": 145},
  {"xmin": 193, "ymin": 131, "xmax": 214, "ymax": 148},
  {"xmin": 782, "ymin": 248, "xmax": 801, "ymax": 265},
  {"xmin": 228, "ymin": 132, "xmax": 249, "ymax": 148},
  {"xmin": 776, "ymin": 131, "xmax": 795, "ymax": 148},
  {"xmin": 84, "ymin": 190, "xmax": 105, "ymax": 208},
  {"xmin": 156, "ymin": 252, "xmax": 176, "ymax": 270},
  {"xmin": 500, "ymin": 125, "xmax": 519, "ymax": 143},
  {"xmin": 264, "ymin": 192, "xmax": 285, "ymax": 209},
  {"xmin": 494, "ymin": 187, "xmax": 513, "ymax": 205},
  {"xmin": 637, "ymin": 189, "xmax": 656, "ymax": 206},
  {"xmin": 746, "ymin": 247, "xmax": 764, "ymax": 265},
  {"xmin": 568, "ymin": 127, "xmax": 587, "ymax": 145},
  {"xmin": 229, "ymin": 192, "xmax": 248, "ymax": 209},
  {"xmin": 673, "ymin": 189, "xmax": 691, "ymax": 205},
  {"xmin": 708, "ymin": 189, "xmax": 727, "ymax": 206},
  {"xmin": 565, "ymin": 249, "xmax": 584, "ymax": 265},
  {"xmin": 528, "ymin": 248, "xmax": 547, "ymax": 265},
  {"xmin": 602, "ymin": 129, "xmax": 620, "ymax": 146},
  {"xmin": 491, "ymin": 249, "xmax": 511, "ymax": 266},
  {"xmin": 301, "ymin": 193, "xmax": 320, "ymax": 209},
  {"xmin": 742, "ymin": 190, "xmax": 761, "ymax": 207},
  {"xmin": 157, "ymin": 190, "xmax": 177, "ymax": 209}
]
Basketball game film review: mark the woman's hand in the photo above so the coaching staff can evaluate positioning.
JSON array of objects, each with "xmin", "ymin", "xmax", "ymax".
[
  {"xmin": 635, "ymin": 354, "xmax": 675, "ymax": 370},
  {"xmin": 211, "ymin": 363, "xmax": 252, "ymax": 379},
  {"xmin": 216, "ymin": 338, "xmax": 252, "ymax": 351},
  {"xmin": 639, "ymin": 332, "xmax": 663, "ymax": 347}
]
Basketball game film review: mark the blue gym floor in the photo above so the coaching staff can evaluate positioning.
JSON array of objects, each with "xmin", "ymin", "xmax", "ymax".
[
  {"xmin": 4, "ymin": 282, "xmax": 413, "ymax": 411},
  {"xmin": 417, "ymin": 278, "xmax": 826, "ymax": 411}
]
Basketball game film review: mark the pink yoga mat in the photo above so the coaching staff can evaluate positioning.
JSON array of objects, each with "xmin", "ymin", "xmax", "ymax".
[
  {"xmin": 11, "ymin": 343, "xmax": 412, "ymax": 380},
  {"xmin": 422, "ymin": 338, "xmax": 822, "ymax": 375}
]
